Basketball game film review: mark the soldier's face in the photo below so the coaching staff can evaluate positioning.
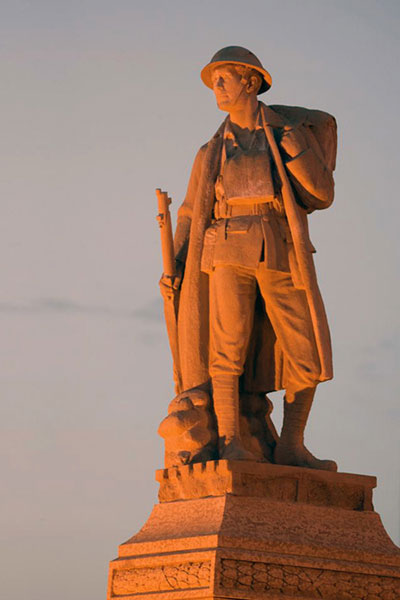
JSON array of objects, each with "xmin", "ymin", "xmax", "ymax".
[{"xmin": 211, "ymin": 65, "xmax": 246, "ymax": 112}]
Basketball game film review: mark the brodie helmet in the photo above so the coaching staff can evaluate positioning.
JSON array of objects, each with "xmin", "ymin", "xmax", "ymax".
[{"xmin": 201, "ymin": 46, "xmax": 272, "ymax": 94}]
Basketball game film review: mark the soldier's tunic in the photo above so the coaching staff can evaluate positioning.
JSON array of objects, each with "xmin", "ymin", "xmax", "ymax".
[
  {"xmin": 172, "ymin": 102, "xmax": 336, "ymax": 396},
  {"xmin": 201, "ymin": 112, "xmax": 320, "ymax": 391}
]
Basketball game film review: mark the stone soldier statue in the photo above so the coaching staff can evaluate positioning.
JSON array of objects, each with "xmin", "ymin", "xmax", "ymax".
[{"xmin": 158, "ymin": 46, "xmax": 337, "ymax": 471}]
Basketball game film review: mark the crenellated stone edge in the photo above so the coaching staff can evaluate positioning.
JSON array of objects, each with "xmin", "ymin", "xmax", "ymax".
[{"xmin": 155, "ymin": 460, "xmax": 376, "ymax": 511}]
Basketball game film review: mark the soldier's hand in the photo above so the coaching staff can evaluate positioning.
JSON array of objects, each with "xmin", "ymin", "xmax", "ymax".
[
  {"xmin": 159, "ymin": 261, "xmax": 184, "ymax": 301},
  {"xmin": 280, "ymin": 125, "xmax": 308, "ymax": 159}
]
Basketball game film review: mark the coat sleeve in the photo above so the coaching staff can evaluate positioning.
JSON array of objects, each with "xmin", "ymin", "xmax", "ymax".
[
  {"xmin": 174, "ymin": 145, "xmax": 206, "ymax": 264},
  {"xmin": 284, "ymin": 116, "xmax": 337, "ymax": 211}
]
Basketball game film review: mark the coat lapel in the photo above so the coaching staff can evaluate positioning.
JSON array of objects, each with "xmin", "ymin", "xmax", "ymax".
[{"xmin": 260, "ymin": 102, "xmax": 288, "ymax": 129}]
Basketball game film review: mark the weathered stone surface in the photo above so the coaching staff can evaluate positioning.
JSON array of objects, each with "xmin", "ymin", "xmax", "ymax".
[
  {"xmin": 217, "ymin": 559, "xmax": 400, "ymax": 598},
  {"xmin": 112, "ymin": 560, "xmax": 211, "ymax": 595},
  {"xmin": 156, "ymin": 460, "xmax": 375, "ymax": 510},
  {"xmin": 158, "ymin": 392, "xmax": 278, "ymax": 468},
  {"xmin": 158, "ymin": 390, "xmax": 218, "ymax": 468},
  {"xmin": 120, "ymin": 495, "xmax": 399, "ymax": 564},
  {"xmin": 108, "ymin": 465, "xmax": 400, "ymax": 599}
]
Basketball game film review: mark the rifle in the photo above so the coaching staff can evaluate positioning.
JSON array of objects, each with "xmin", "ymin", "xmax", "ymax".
[
  {"xmin": 156, "ymin": 189, "xmax": 182, "ymax": 392},
  {"xmin": 156, "ymin": 189, "xmax": 176, "ymax": 279}
]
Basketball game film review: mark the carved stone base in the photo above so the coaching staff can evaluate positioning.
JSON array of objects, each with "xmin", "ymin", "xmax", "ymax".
[{"xmin": 107, "ymin": 461, "xmax": 400, "ymax": 599}]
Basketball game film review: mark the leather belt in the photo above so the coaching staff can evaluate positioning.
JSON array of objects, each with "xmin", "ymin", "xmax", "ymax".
[{"xmin": 214, "ymin": 200, "xmax": 281, "ymax": 219}]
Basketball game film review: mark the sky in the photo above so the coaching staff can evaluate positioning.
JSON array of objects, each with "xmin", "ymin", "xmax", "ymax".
[{"xmin": 1, "ymin": 1, "xmax": 399, "ymax": 599}]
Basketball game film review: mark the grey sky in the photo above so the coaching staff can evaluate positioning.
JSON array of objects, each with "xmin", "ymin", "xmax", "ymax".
[{"xmin": 1, "ymin": 1, "xmax": 399, "ymax": 599}]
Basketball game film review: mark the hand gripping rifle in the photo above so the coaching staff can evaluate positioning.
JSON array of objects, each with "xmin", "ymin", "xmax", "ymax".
[{"xmin": 156, "ymin": 189, "xmax": 182, "ymax": 391}]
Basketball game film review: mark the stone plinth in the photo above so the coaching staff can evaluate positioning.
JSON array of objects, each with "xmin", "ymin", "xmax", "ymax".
[
  {"xmin": 107, "ymin": 461, "xmax": 400, "ymax": 599},
  {"xmin": 156, "ymin": 460, "xmax": 375, "ymax": 509}
]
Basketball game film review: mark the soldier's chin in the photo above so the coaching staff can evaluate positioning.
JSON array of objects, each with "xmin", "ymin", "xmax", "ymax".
[{"xmin": 216, "ymin": 97, "xmax": 232, "ymax": 111}]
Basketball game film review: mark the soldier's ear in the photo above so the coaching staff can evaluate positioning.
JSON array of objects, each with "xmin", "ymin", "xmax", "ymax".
[
  {"xmin": 246, "ymin": 75, "xmax": 258, "ymax": 93},
  {"xmin": 239, "ymin": 66, "xmax": 251, "ymax": 88}
]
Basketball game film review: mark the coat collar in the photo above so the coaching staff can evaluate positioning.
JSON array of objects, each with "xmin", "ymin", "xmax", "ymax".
[
  {"xmin": 212, "ymin": 102, "xmax": 288, "ymax": 139},
  {"xmin": 259, "ymin": 102, "xmax": 288, "ymax": 128},
  {"xmin": 223, "ymin": 105, "xmax": 265, "ymax": 144}
]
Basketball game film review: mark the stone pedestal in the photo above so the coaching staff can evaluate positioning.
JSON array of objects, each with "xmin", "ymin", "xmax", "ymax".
[{"xmin": 107, "ymin": 461, "xmax": 400, "ymax": 599}]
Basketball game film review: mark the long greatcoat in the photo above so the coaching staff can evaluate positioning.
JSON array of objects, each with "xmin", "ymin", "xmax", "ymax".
[{"xmin": 171, "ymin": 102, "xmax": 337, "ymax": 395}]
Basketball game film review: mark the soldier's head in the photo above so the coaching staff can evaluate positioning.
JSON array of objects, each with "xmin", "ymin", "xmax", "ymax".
[
  {"xmin": 201, "ymin": 46, "xmax": 272, "ymax": 113},
  {"xmin": 210, "ymin": 64, "xmax": 263, "ymax": 112}
]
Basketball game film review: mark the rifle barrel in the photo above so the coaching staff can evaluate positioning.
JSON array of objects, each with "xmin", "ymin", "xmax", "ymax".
[{"xmin": 156, "ymin": 189, "xmax": 175, "ymax": 278}]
